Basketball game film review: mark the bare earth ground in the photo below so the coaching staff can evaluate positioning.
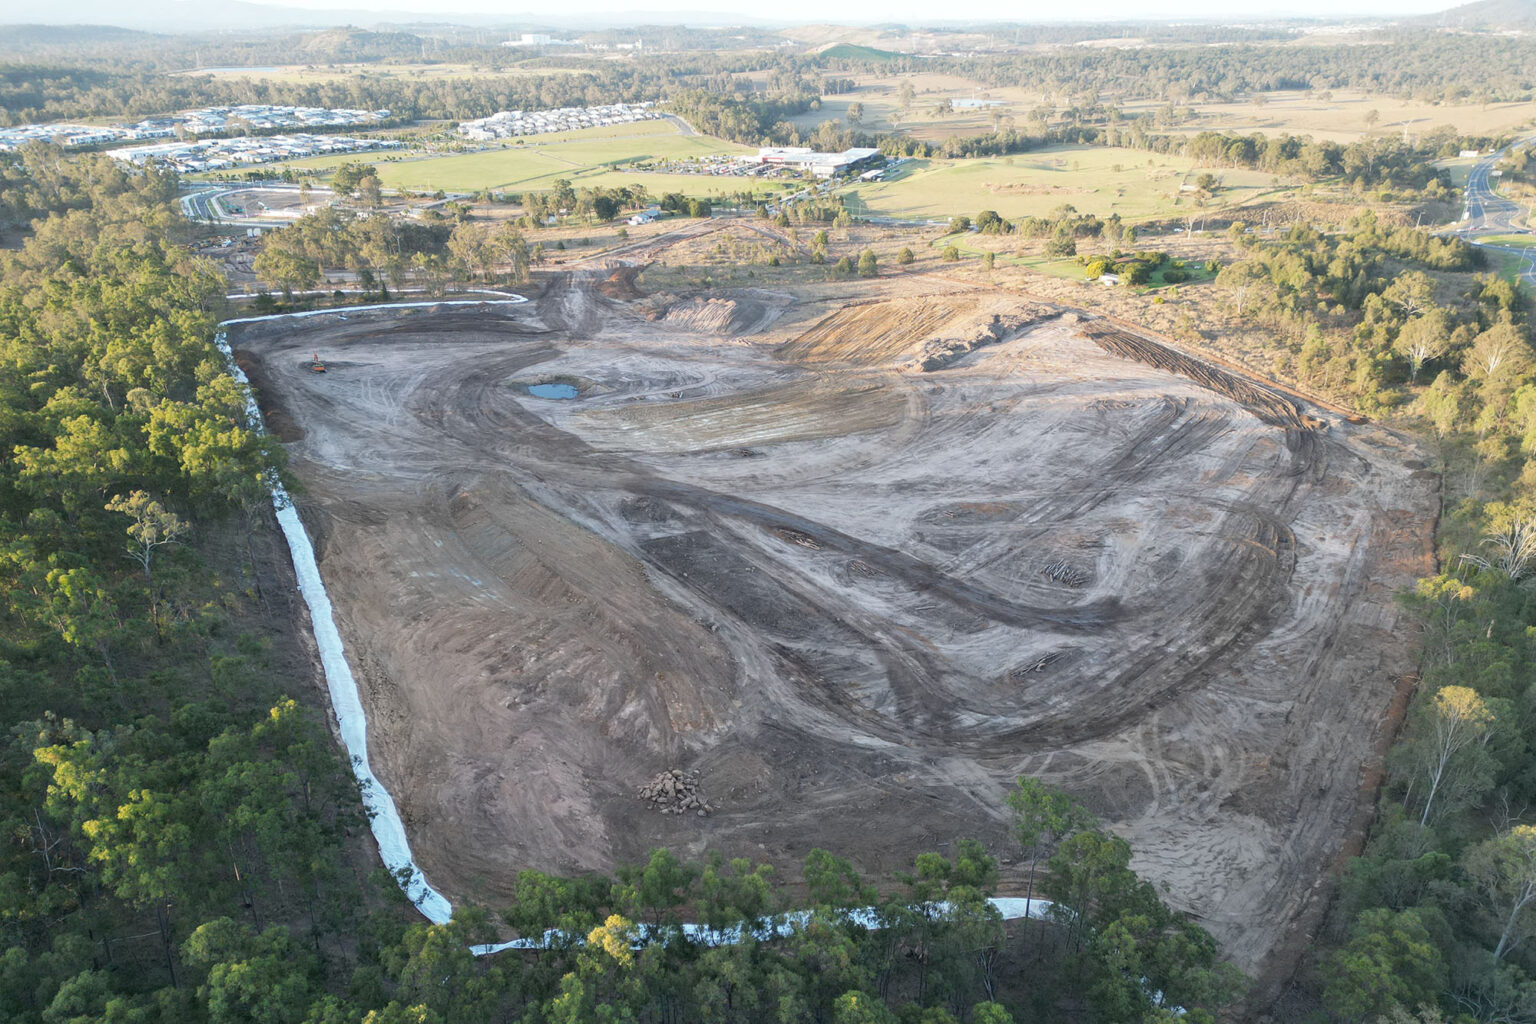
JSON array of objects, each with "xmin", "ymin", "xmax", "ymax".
[{"xmin": 231, "ymin": 264, "xmax": 1435, "ymax": 997}]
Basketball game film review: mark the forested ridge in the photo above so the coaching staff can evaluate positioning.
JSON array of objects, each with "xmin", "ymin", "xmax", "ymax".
[{"xmin": 3, "ymin": 27, "xmax": 1534, "ymax": 131}]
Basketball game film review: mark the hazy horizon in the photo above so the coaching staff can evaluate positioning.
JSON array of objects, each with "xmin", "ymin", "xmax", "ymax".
[{"xmin": 65, "ymin": 0, "xmax": 1464, "ymax": 27}]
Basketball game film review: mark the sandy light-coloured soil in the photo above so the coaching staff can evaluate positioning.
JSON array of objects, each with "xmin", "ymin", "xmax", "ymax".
[{"xmin": 230, "ymin": 264, "xmax": 1434, "ymax": 995}]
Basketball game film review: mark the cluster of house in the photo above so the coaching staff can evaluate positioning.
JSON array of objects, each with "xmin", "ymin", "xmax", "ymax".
[
  {"xmin": 0, "ymin": 105, "xmax": 391, "ymax": 153},
  {"xmin": 457, "ymin": 103, "xmax": 659, "ymax": 141},
  {"xmin": 108, "ymin": 134, "xmax": 403, "ymax": 173}
]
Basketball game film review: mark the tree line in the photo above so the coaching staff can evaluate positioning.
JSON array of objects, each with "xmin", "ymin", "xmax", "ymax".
[
  {"xmin": 0, "ymin": 148, "xmax": 372, "ymax": 1021},
  {"xmin": 1191, "ymin": 204, "xmax": 1536, "ymax": 1019},
  {"xmin": 252, "ymin": 205, "xmax": 530, "ymax": 298},
  {"xmin": 831, "ymin": 32, "xmax": 1536, "ymax": 107},
  {"xmin": 1212, "ymin": 214, "xmax": 1503, "ymax": 414}
]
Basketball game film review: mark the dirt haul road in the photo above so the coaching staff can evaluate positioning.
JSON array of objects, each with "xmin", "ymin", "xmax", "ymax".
[{"xmin": 230, "ymin": 271, "xmax": 1434, "ymax": 989}]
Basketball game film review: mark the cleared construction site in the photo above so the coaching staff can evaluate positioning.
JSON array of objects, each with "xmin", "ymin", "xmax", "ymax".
[{"xmin": 228, "ymin": 254, "xmax": 1436, "ymax": 990}]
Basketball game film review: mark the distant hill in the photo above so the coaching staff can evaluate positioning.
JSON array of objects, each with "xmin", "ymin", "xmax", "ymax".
[
  {"xmin": 1420, "ymin": 0, "xmax": 1536, "ymax": 30},
  {"xmin": 7, "ymin": 0, "xmax": 400, "ymax": 32},
  {"xmin": 296, "ymin": 27, "xmax": 436, "ymax": 60},
  {"xmin": 0, "ymin": 24, "xmax": 158, "ymax": 46},
  {"xmin": 9, "ymin": 1, "xmax": 796, "ymax": 33}
]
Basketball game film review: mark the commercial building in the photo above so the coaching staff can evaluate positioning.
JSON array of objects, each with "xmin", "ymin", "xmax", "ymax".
[{"xmin": 745, "ymin": 146, "xmax": 883, "ymax": 178}]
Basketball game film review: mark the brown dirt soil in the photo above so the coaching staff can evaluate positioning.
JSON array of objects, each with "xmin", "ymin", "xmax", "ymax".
[{"xmin": 230, "ymin": 269, "xmax": 1435, "ymax": 1004}]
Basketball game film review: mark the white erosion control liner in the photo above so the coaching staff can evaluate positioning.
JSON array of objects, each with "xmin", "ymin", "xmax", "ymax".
[
  {"xmin": 216, "ymin": 298, "xmax": 1059, "ymax": 953},
  {"xmin": 224, "ymin": 287, "xmax": 526, "ymax": 302},
  {"xmin": 471, "ymin": 898, "xmax": 1061, "ymax": 956}
]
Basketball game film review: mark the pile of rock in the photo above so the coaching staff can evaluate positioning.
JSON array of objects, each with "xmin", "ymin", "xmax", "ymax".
[
  {"xmin": 905, "ymin": 309, "xmax": 1058, "ymax": 373},
  {"xmin": 1040, "ymin": 558, "xmax": 1091, "ymax": 588},
  {"xmin": 639, "ymin": 769, "xmax": 713, "ymax": 817}
]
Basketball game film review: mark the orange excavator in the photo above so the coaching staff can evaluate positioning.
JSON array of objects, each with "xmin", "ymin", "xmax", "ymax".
[{"xmin": 310, "ymin": 351, "xmax": 326, "ymax": 373}]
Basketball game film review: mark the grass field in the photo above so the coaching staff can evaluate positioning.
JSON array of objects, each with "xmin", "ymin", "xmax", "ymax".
[
  {"xmin": 837, "ymin": 145, "xmax": 1278, "ymax": 223},
  {"xmin": 1133, "ymin": 88, "xmax": 1536, "ymax": 145},
  {"xmin": 252, "ymin": 120, "xmax": 757, "ymax": 195},
  {"xmin": 1433, "ymin": 157, "xmax": 1478, "ymax": 189},
  {"xmin": 1474, "ymin": 234, "xmax": 1536, "ymax": 249},
  {"xmin": 783, "ymin": 71, "xmax": 1034, "ymax": 141}
]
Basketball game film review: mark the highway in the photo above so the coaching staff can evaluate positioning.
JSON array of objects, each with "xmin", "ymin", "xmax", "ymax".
[
  {"xmin": 1454, "ymin": 140, "xmax": 1534, "ymax": 236},
  {"xmin": 179, "ymin": 186, "xmax": 228, "ymax": 223},
  {"xmin": 1450, "ymin": 137, "xmax": 1536, "ymax": 288}
]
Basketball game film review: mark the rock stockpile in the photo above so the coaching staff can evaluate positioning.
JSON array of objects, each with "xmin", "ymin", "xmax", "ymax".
[
  {"xmin": 639, "ymin": 769, "xmax": 713, "ymax": 817},
  {"xmin": 905, "ymin": 308, "xmax": 1061, "ymax": 372}
]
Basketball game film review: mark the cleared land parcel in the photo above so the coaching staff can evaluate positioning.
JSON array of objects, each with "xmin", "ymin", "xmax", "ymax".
[{"xmin": 230, "ymin": 261, "xmax": 1433, "ymax": 991}]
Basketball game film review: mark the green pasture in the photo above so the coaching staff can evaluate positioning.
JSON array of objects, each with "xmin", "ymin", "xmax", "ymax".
[
  {"xmin": 838, "ymin": 145, "xmax": 1278, "ymax": 224},
  {"xmin": 252, "ymin": 120, "xmax": 754, "ymax": 195},
  {"xmin": 1475, "ymin": 234, "xmax": 1536, "ymax": 249},
  {"xmin": 929, "ymin": 233, "xmax": 1086, "ymax": 280},
  {"xmin": 1432, "ymin": 157, "xmax": 1477, "ymax": 190}
]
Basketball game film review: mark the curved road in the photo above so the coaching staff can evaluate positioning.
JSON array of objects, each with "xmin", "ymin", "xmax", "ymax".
[{"xmin": 1450, "ymin": 137, "xmax": 1536, "ymax": 286}]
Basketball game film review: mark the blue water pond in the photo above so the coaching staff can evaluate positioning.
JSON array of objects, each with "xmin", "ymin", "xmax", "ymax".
[{"xmin": 528, "ymin": 382, "xmax": 579, "ymax": 400}]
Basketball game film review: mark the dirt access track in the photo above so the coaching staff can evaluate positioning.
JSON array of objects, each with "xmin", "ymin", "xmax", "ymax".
[{"xmin": 231, "ymin": 267, "xmax": 1434, "ymax": 991}]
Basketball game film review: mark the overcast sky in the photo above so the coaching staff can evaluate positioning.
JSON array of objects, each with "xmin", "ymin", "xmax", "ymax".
[{"xmin": 239, "ymin": 0, "xmax": 1457, "ymax": 23}]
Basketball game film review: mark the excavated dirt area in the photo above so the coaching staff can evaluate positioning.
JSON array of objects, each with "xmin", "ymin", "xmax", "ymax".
[{"xmin": 230, "ymin": 269, "xmax": 1435, "ymax": 991}]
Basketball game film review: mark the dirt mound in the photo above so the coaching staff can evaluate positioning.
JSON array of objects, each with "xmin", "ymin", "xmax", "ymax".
[
  {"xmin": 651, "ymin": 294, "xmax": 784, "ymax": 335},
  {"xmin": 1077, "ymin": 320, "xmax": 1323, "ymax": 475},
  {"xmin": 598, "ymin": 266, "xmax": 643, "ymax": 300},
  {"xmin": 905, "ymin": 307, "xmax": 1063, "ymax": 371},
  {"xmin": 783, "ymin": 294, "xmax": 1054, "ymax": 368},
  {"xmin": 781, "ymin": 297, "xmax": 971, "ymax": 366}
]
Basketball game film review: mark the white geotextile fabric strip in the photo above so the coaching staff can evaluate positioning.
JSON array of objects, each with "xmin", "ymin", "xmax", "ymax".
[
  {"xmin": 216, "ymin": 300, "xmax": 530, "ymax": 924},
  {"xmin": 469, "ymin": 898, "xmax": 1060, "ymax": 956},
  {"xmin": 216, "ymin": 300, "xmax": 1058, "ymax": 951}
]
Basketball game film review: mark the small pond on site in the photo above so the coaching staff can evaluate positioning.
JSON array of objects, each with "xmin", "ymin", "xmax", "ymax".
[{"xmin": 527, "ymin": 382, "xmax": 579, "ymax": 400}]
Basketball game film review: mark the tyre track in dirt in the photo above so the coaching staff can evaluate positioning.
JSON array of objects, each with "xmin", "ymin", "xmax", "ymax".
[{"xmin": 231, "ymin": 275, "xmax": 1436, "ymax": 997}]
